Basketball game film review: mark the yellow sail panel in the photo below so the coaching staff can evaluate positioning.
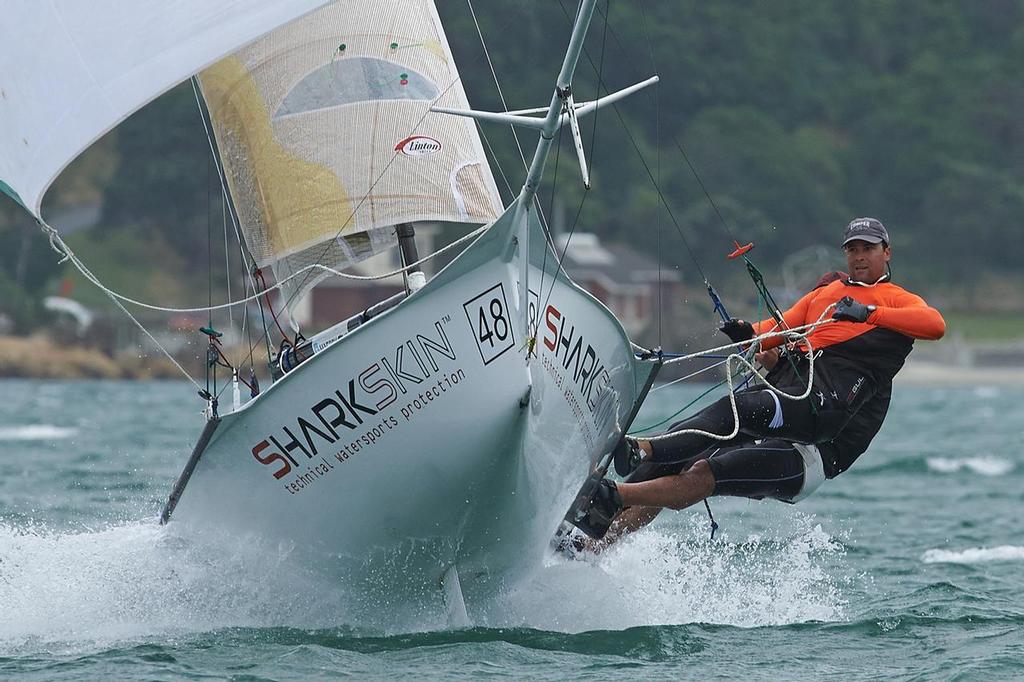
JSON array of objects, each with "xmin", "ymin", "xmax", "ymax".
[
  {"xmin": 198, "ymin": 0, "xmax": 502, "ymax": 285},
  {"xmin": 200, "ymin": 57, "xmax": 352, "ymax": 261}
]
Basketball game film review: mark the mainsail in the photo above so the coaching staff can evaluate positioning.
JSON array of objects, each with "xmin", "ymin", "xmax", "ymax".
[
  {"xmin": 197, "ymin": 0, "xmax": 504, "ymax": 308},
  {"xmin": 0, "ymin": 0, "xmax": 330, "ymax": 218}
]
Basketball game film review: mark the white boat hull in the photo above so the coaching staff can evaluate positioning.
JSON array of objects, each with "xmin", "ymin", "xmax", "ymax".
[{"xmin": 163, "ymin": 200, "xmax": 659, "ymax": 611}]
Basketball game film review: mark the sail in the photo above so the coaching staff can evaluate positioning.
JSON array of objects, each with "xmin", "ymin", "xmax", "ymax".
[
  {"xmin": 0, "ymin": 0, "xmax": 330, "ymax": 218},
  {"xmin": 197, "ymin": 0, "xmax": 504, "ymax": 308}
]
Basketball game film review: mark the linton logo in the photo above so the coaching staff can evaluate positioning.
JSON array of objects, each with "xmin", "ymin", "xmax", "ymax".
[{"xmin": 395, "ymin": 135, "xmax": 442, "ymax": 156}]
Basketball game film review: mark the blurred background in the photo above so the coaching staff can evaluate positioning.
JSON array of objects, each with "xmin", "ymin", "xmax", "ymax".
[{"xmin": 2, "ymin": 0, "xmax": 1021, "ymax": 381}]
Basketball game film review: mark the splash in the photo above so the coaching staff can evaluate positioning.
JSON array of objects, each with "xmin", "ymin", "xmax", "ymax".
[
  {"xmin": 0, "ymin": 425, "xmax": 78, "ymax": 441},
  {"xmin": 0, "ymin": 521, "xmax": 351, "ymax": 652},
  {"xmin": 921, "ymin": 546, "xmax": 1024, "ymax": 564},
  {"xmin": 483, "ymin": 512, "xmax": 847, "ymax": 632},
  {"xmin": 0, "ymin": 510, "xmax": 847, "ymax": 645},
  {"xmin": 926, "ymin": 457, "xmax": 1014, "ymax": 476}
]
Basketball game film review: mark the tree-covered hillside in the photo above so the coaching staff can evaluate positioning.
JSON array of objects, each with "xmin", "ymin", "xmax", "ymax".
[{"xmin": 2, "ymin": 0, "xmax": 1022, "ymax": 332}]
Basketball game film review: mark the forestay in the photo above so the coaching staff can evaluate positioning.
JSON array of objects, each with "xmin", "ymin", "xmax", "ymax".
[
  {"xmin": 197, "ymin": 0, "xmax": 504, "ymax": 308},
  {"xmin": 0, "ymin": 0, "xmax": 330, "ymax": 218}
]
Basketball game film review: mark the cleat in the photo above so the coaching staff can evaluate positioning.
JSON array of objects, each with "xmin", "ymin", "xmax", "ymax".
[{"xmin": 612, "ymin": 437, "xmax": 644, "ymax": 477}]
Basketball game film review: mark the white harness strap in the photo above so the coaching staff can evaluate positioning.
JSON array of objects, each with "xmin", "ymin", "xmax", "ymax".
[
  {"xmin": 789, "ymin": 443, "xmax": 825, "ymax": 503},
  {"xmin": 766, "ymin": 390, "xmax": 785, "ymax": 429}
]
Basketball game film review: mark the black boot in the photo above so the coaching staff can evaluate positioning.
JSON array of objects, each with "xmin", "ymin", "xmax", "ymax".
[
  {"xmin": 613, "ymin": 437, "xmax": 644, "ymax": 477},
  {"xmin": 573, "ymin": 477, "xmax": 623, "ymax": 540}
]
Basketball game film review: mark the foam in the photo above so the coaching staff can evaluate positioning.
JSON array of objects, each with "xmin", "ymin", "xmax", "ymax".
[
  {"xmin": 926, "ymin": 457, "xmax": 1014, "ymax": 476},
  {"xmin": 0, "ymin": 425, "xmax": 78, "ymax": 441},
  {"xmin": 921, "ymin": 545, "xmax": 1024, "ymax": 564},
  {"xmin": 484, "ymin": 513, "xmax": 847, "ymax": 632},
  {"xmin": 0, "ymin": 511, "xmax": 847, "ymax": 647},
  {"xmin": 0, "ymin": 521, "xmax": 350, "ymax": 652}
]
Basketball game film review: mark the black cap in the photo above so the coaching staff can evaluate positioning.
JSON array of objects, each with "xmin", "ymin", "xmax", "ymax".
[{"xmin": 843, "ymin": 217, "xmax": 889, "ymax": 246}]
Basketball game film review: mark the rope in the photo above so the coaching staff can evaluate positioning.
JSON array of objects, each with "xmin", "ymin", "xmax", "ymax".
[
  {"xmin": 37, "ymin": 221, "xmax": 203, "ymax": 390},
  {"xmin": 637, "ymin": 306, "xmax": 837, "ymax": 443},
  {"xmin": 631, "ymin": 366, "xmax": 735, "ymax": 433},
  {"xmin": 38, "ymin": 221, "xmax": 488, "ymax": 315}
]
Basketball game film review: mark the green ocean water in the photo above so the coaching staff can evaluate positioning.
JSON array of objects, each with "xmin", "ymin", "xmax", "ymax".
[{"xmin": 0, "ymin": 379, "xmax": 1021, "ymax": 680}]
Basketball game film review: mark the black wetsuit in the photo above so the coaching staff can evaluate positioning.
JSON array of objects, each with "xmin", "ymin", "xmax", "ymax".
[
  {"xmin": 629, "ymin": 435, "xmax": 807, "ymax": 501},
  {"xmin": 627, "ymin": 358, "xmax": 897, "ymax": 502},
  {"xmin": 628, "ymin": 277, "xmax": 944, "ymax": 500}
]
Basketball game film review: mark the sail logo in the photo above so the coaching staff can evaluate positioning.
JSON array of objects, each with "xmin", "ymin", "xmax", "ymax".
[{"xmin": 395, "ymin": 135, "xmax": 442, "ymax": 156}]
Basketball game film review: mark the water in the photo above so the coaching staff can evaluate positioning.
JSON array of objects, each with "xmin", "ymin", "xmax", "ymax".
[{"xmin": 1, "ymin": 379, "xmax": 1021, "ymax": 679}]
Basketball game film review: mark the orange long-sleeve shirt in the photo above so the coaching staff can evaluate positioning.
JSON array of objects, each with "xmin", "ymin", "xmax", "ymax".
[{"xmin": 752, "ymin": 279, "xmax": 945, "ymax": 351}]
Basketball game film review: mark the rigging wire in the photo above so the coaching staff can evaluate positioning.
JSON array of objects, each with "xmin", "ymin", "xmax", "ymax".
[
  {"xmin": 207, "ymin": 150, "xmax": 214, "ymax": 397},
  {"xmin": 190, "ymin": 77, "xmax": 273, "ymax": 370},
  {"xmin": 637, "ymin": 2, "xmax": 663, "ymax": 348},
  {"xmin": 465, "ymin": 0, "xmax": 530, "ymax": 177},
  {"xmin": 36, "ymin": 220, "xmax": 203, "ymax": 390},
  {"xmin": 476, "ymin": 121, "xmax": 516, "ymax": 203},
  {"xmin": 555, "ymin": 3, "xmax": 709, "ymax": 286}
]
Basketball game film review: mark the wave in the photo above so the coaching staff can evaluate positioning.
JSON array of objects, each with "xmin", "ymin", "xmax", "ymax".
[
  {"xmin": 921, "ymin": 546, "xmax": 1024, "ymax": 564},
  {"xmin": 850, "ymin": 455, "xmax": 1015, "ymax": 477},
  {"xmin": 0, "ymin": 424, "xmax": 78, "ymax": 441},
  {"xmin": 926, "ymin": 457, "xmax": 1014, "ymax": 476}
]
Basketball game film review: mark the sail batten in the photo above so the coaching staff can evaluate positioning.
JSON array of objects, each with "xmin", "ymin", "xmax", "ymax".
[{"xmin": 198, "ymin": 0, "xmax": 503, "ymax": 308}]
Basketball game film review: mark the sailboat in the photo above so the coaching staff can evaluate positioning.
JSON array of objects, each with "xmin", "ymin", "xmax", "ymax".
[{"xmin": 1, "ymin": 0, "xmax": 660, "ymax": 615}]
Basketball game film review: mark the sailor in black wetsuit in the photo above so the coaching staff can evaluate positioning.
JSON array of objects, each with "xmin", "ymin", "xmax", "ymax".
[{"xmin": 576, "ymin": 218, "xmax": 946, "ymax": 545}]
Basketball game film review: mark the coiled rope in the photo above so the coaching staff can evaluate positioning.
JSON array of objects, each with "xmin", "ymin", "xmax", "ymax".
[{"xmin": 636, "ymin": 305, "xmax": 837, "ymax": 444}]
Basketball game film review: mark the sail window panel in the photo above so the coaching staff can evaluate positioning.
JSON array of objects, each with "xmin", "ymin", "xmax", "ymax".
[
  {"xmin": 197, "ymin": 0, "xmax": 502, "ymax": 316},
  {"xmin": 270, "ymin": 227, "xmax": 400, "ymax": 308},
  {"xmin": 276, "ymin": 59, "xmax": 439, "ymax": 118}
]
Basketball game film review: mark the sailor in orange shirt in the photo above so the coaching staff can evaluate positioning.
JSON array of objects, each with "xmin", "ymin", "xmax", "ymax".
[{"xmin": 574, "ymin": 217, "xmax": 945, "ymax": 542}]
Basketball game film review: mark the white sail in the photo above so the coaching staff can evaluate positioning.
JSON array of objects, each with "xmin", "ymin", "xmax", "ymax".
[
  {"xmin": 197, "ymin": 0, "xmax": 504, "ymax": 307},
  {"xmin": 0, "ymin": 0, "xmax": 330, "ymax": 218}
]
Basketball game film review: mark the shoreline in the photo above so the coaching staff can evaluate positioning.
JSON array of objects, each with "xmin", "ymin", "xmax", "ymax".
[
  {"xmin": 0, "ymin": 335, "xmax": 189, "ymax": 380},
  {"xmin": 2, "ymin": 335, "xmax": 1021, "ymax": 386},
  {"xmin": 894, "ymin": 361, "xmax": 1024, "ymax": 386}
]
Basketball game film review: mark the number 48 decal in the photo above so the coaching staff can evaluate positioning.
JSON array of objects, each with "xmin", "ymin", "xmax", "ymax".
[
  {"xmin": 478, "ymin": 297, "xmax": 509, "ymax": 348},
  {"xmin": 463, "ymin": 283, "xmax": 516, "ymax": 365}
]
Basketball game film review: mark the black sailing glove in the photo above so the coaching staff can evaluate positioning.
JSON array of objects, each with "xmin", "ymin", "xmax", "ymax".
[
  {"xmin": 832, "ymin": 296, "xmax": 873, "ymax": 323},
  {"xmin": 719, "ymin": 318, "xmax": 755, "ymax": 344}
]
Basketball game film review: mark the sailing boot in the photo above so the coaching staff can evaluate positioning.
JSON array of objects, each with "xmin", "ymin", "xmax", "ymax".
[
  {"xmin": 573, "ymin": 477, "xmax": 623, "ymax": 540},
  {"xmin": 553, "ymin": 529, "xmax": 589, "ymax": 560},
  {"xmin": 613, "ymin": 436, "xmax": 644, "ymax": 477}
]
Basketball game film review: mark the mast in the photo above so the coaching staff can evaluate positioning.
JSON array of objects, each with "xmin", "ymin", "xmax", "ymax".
[
  {"xmin": 518, "ymin": 0, "xmax": 598, "ymax": 209},
  {"xmin": 432, "ymin": 1, "xmax": 657, "ymax": 354}
]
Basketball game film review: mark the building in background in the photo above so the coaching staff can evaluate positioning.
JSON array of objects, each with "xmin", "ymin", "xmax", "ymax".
[{"xmin": 295, "ymin": 226, "xmax": 679, "ymax": 345}]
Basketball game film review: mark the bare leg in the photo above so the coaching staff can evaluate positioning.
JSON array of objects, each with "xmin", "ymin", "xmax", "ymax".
[
  {"xmin": 588, "ymin": 443, "xmax": 715, "ymax": 552},
  {"xmin": 589, "ymin": 506, "xmax": 661, "ymax": 552},
  {"xmin": 617, "ymin": 458, "xmax": 716, "ymax": 510}
]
